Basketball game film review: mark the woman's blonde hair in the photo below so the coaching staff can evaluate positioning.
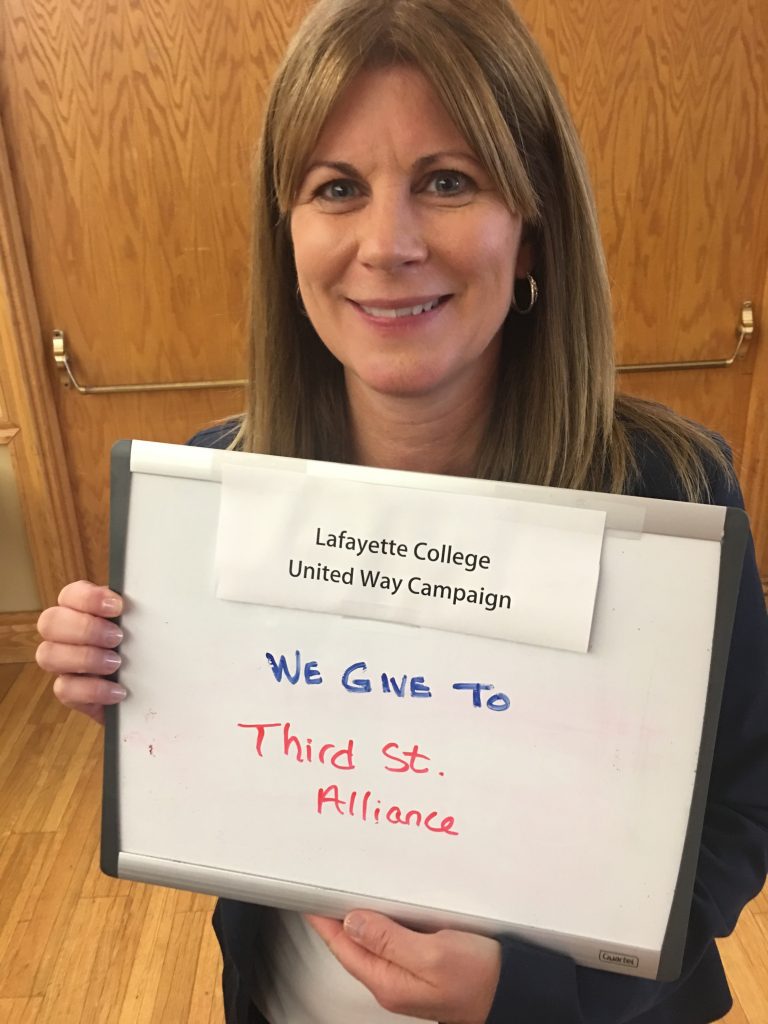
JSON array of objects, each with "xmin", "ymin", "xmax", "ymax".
[{"xmin": 236, "ymin": 0, "xmax": 728, "ymax": 498}]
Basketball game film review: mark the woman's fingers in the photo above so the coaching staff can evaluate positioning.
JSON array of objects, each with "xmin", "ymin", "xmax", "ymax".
[
  {"xmin": 35, "ymin": 581, "xmax": 127, "ymax": 723},
  {"xmin": 52, "ymin": 674, "xmax": 126, "ymax": 715},
  {"xmin": 37, "ymin": 605, "xmax": 123, "ymax": 648},
  {"xmin": 57, "ymin": 580, "xmax": 123, "ymax": 618},
  {"xmin": 36, "ymin": 640, "xmax": 122, "ymax": 676}
]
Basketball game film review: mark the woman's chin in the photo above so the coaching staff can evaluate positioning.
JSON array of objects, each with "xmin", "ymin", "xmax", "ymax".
[
  {"xmin": 348, "ymin": 364, "xmax": 463, "ymax": 402},
  {"xmin": 364, "ymin": 378, "xmax": 451, "ymax": 401}
]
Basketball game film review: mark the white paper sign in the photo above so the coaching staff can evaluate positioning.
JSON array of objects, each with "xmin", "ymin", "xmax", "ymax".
[{"xmin": 215, "ymin": 463, "xmax": 606, "ymax": 652}]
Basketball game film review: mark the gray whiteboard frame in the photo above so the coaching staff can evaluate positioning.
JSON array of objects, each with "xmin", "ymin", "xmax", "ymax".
[{"xmin": 101, "ymin": 438, "xmax": 748, "ymax": 982}]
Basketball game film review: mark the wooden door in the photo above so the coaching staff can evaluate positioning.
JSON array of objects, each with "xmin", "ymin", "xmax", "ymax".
[
  {"xmin": 0, "ymin": 0, "xmax": 310, "ymax": 582},
  {"xmin": 516, "ymin": 0, "xmax": 768, "ymax": 592},
  {"xmin": 0, "ymin": 0, "xmax": 766, "ymax": 593}
]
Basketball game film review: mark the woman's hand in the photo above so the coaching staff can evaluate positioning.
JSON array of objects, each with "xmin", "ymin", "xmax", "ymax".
[
  {"xmin": 306, "ymin": 911, "xmax": 500, "ymax": 1023},
  {"xmin": 36, "ymin": 581, "xmax": 127, "ymax": 724}
]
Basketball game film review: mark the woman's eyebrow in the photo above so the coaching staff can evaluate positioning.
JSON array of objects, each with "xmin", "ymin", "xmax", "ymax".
[
  {"xmin": 303, "ymin": 151, "xmax": 482, "ymax": 179},
  {"xmin": 303, "ymin": 160, "xmax": 358, "ymax": 178},
  {"xmin": 414, "ymin": 150, "xmax": 482, "ymax": 170}
]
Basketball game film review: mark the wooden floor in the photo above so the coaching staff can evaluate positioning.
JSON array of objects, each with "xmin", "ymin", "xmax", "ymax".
[{"xmin": 1, "ymin": 662, "xmax": 766, "ymax": 1023}]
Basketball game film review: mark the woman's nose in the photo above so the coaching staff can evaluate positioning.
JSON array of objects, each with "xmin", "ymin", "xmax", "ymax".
[{"xmin": 356, "ymin": 190, "xmax": 428, "ymax": 271}]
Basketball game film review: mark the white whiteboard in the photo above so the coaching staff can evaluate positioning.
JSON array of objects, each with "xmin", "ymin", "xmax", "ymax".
[{"xmin": 102, "ymin": 440, "xmax": 746, "ymax": 981}]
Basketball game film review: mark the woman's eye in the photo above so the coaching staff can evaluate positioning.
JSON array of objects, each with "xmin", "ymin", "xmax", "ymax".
[
  {"xmin": 314, "ymin": 179, "xmax": 359, "ymax": 201},
  {"xmin": 425, "ymin": 171, "xmax": 472, "ymax": 196}
]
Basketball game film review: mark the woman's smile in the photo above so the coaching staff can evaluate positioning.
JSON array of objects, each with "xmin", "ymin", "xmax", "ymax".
[{"xmin": 349, "ymin": 294, "xmax": 452, "ymax": 327}]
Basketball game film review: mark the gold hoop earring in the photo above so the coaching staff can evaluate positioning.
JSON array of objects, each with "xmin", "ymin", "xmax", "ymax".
[{"xmin": 510, "ymin": 274, "xmax": 538, "ymax": 315}]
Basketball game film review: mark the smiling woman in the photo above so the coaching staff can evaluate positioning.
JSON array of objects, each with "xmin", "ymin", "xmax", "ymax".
[{"xmin": 33, "ymin": 0, "xmax": 768, "ymax": 1023}]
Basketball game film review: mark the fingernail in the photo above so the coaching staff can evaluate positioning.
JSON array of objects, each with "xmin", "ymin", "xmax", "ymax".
[
  {"xmin": 102, "ymin": 596, "xmax": 122, "ymax": 615},
  {"xmin": 103, "ymin": 652, "xmax": 122, "ymax": 670},
  {"xmin": 107, "ymin": 683, "xmax": 127, "ymax": 701},
  {"xmin": 104, "ymin": 627, "xmax": 124, "ymax": 645},
  {"xmin": 344, "ymin": 913, "xmax": 364, "ymax": 939}
]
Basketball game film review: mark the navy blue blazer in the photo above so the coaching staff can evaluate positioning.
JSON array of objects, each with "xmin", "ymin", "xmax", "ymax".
[{"xmin": 191, "ymin": 421, "xmax": 768, "ymax": 1024}]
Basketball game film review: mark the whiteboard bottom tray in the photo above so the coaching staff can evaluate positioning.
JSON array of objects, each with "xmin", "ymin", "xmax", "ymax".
[{"xmin": 116, "ymin": 851, "xmax": 661, "ymax": 979}]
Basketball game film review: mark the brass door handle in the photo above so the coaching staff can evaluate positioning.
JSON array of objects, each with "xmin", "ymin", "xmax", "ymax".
[
  {"xmin": 51, "ymin": 330, "xmax": 246, "ymax": 394},
  {"xmin": 617, "ymin": 301, "xmax": 754, "ymax": 374}
]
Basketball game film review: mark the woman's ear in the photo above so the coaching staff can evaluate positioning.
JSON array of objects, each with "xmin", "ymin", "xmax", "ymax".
[{"xmin": 515, "ymin": 239, "xmax": 535, "ymax": 279}]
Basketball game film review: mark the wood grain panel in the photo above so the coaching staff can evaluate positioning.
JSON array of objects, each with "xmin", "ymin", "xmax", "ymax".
[
  {"xmin": 516, "ymin": 0, "xmax": 768, "ymax": 365},
  {"xmin": 718, "ymin": 909, "xmax": 768, "ymax": 1023},
  {"xmin": 57, "ymin": 387, "xmax": 244, "ymax": 579},
  {"xmin": 189, "ymin": 911, "xmax": 229, "ymax": 1023},
  {"xmin": 0, "ymin": 998, "xmax": 43, "ymax": 1023},
  {"xmin": 749, "ymin": 884, "xmax": 768, "ymax": 916},
  {"xmin": 14, "ymin": 756, "xmax": 104, "ymax": 998},
  {"xmin": 617, "ymin": 358, "xmax": 755, "ymax": 474},
  {"xmin": 721, "ymin": 996, "xmax": 750, "ymax": 1024},
  {"xmin": 0, "ymin": 662, "xmax": 227, "ymax": 1022},
  {"xmin": 0, "ymin": 613, "xmax": 39, "ymax": 665},
  {"xmin": 0, "ymin": 663, "xmax": 22, "ymax": 703},
  {"xmin": 0, "ymin": 0, "xmax": 310, "ymax": 383},
  {"xmin": 150, "ymin": 910, "xmax": 214, "ymax": 1022},
  {"xmin": 39, "ymin": 895, "xmax": 134, "ymax": 1021},
  {"xmin": 3, "ymin": 0, "xmax": 246, "ymax": 381}
]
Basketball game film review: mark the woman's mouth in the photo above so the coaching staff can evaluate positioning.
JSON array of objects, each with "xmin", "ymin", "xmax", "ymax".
[{"xmin": 351, "ymin": 295, "xmax": 451, "ymax": 320}]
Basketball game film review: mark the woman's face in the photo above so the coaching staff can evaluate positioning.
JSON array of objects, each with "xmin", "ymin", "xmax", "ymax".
[{"xmin": 290, "ymin": 65, "xmax": 530, "ymax": 405}]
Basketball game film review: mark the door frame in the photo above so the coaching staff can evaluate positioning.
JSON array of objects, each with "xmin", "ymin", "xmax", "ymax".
[{"xmin": 0, "ymin": 112, "xmax": 85, "ymax": 657}]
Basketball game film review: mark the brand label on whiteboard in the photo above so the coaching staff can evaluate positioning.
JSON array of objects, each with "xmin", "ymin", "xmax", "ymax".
[{"xmin": 214, "ymin": 463, "xmax": 606, "ymax": 652}]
